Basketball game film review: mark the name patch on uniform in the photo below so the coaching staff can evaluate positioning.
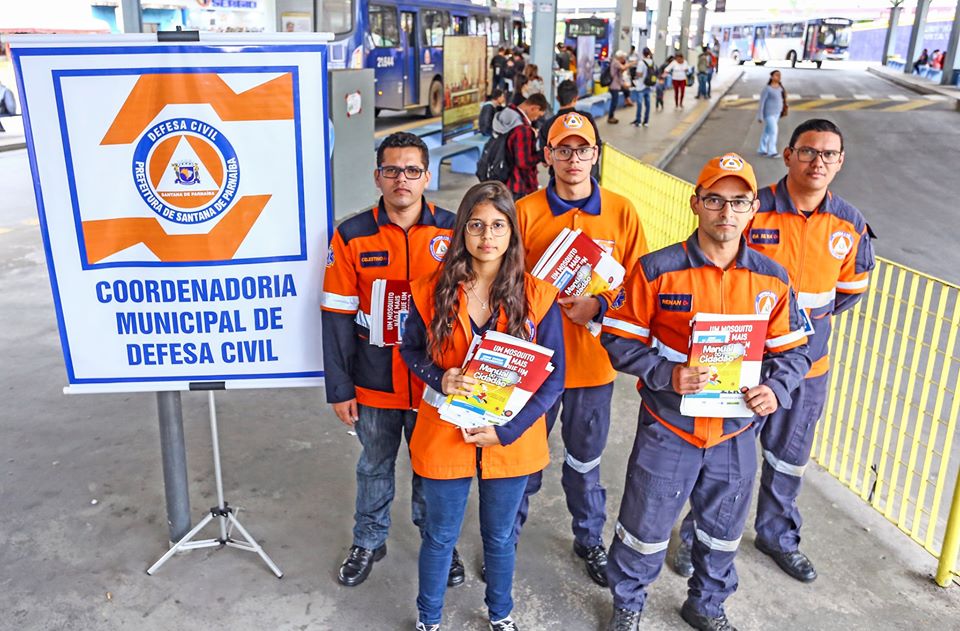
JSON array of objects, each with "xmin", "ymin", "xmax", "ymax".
[
  {"xmin": 750, "ymin": 228, "xmax": 780, "ymax": 245},
  {"xmin": 359, "ymin": 250, "xmax": 389, "ymax": 267},
  {"xmin": 659, "ymin": 293, "xmax": 692, "ymax": 312}
]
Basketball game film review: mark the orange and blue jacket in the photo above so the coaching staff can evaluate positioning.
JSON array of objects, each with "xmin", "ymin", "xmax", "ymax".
[
  {"xmin": 750, "ymin": 178, "xmax": 875, "ymax": 378},
  {"xmin": 601, "ymin": 233, "xmax": 810, "ymax": 448},
  {"xmin": 400, "ymin": 273, "xmax": 565, "ymax": 479},
  {"xmin": 516, "ymin": 180, "xmax": 649, "ymax": 389},
  {"xmin": 321, "ymin": 199, "xmax": 455, "ymax": 409}
]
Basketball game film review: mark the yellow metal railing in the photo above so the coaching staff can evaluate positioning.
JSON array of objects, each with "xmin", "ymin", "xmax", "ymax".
[{"xmin": 600, "ymin": 143, "xmax": 960, "ymax": 586}]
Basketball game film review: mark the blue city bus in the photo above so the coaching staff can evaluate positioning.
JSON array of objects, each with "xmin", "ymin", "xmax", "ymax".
[
  {"xmin": 301, "ymin": 0, "xmax": 524, "ymax": 116},
  {"xmin": 711, "ymin": 17, "xmax": 853, "ymax": 69},
  {"xmin": 563, "ymin": 16, "xmax": 613, "ymax": 65}
]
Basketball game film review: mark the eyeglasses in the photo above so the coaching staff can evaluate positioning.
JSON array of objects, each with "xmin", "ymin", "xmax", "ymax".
[
  {"xmin": 697, "ymin": 195, "xmax": 756, "ymax": 213},
  {"xmin": 549, "ymin": 146, "xmax": 597, "ymax": 161},
  {"xmin": 378, "ymin": 165, "xmax": 426, "ymax": 179},
  {"xmin": 465, "ymin": 219, "xmax": 510, "ymax": 236},
  {"xmin": 789, "ymin": 146, "xmax": 843, "ymax": 164}
]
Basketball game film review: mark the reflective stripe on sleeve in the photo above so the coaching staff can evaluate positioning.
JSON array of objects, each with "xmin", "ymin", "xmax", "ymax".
[
  {"xmin": 763, "ymin": 449, "xmax": 807, "ymax": 477},
  {"xmin": 602, "ymin": 317, "xmax": 649, "ymax": 338},
  {"xmin": 354, "ymin": 310, "xmax": 372, "ymax": 328},
  {"xmin": 564, "ymin": 449, "xmax": 601, "ymax": 474},
  {"xmin": 422, "ymin": 385, "xmax": 445, "ymax": 409},
  {"xmin": 615, "ymin": 521, "xmax": 670, "ymax": 555},
  {"xmin": 694, "ymin": 527, "xmax": 742, "ymax": 552},
  {"xmin": 651, "ymin": 336, "xmax": 688, "ymax": 362},
  {"xmin": 765, "ymin": 328, "xmax": 806, "ymax": 349},
  {"xmin": 797, "ymin": 289, "xmax": 836, "ymax": 310},
  {"xmin": 836, "ymin": 278, "xmax": 869, "ymax": 291},
  {"xmin": 321, "ymin": 291, "xmax": 360, "ymax": 311}
]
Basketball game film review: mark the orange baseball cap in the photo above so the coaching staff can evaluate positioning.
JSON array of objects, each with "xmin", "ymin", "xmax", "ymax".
[
  {"xmin": 696, "ymin": 153, "xmax": 758, "ymax": 195},
  {"xmin": 547, "ymin": 112, "xmax": 597, "ymax": 147}
]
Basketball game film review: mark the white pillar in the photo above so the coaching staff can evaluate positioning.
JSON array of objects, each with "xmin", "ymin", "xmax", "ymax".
[
  {"xmin": 615, "ymin": 0, "xmax": 635, "ymax": 56},
  {"xmin": 531, "ymin": 0, "xmax": 558, "ymax": 106},
  {"xmin": 118, "ymin": 0, "xmax": 143, "ymax": 33},
  {"xmin": 679, "ymin": 0, "xmax": 692, "ymax": 59},
  {"xmin": 882, "ymin": 3, "xmax": 903, "ymax": 65},
  {"xmin": 695, "ymin": 1, "xmax": 707, "ymax": 51},
  {"xmin": 654, "ymin": 0, "xmax": 672, "ymax": 65},
  {"xmin": 940, "ymin": 0, "xmax": 960, "ymax": 86},
  {"xmin": 905, "ymin": 0, "xmax": 931, "ymax": 74}
]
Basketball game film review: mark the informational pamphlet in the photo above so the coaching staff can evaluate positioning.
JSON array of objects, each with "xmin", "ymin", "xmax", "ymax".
[{"xmin": 369, "ymin": 279, "xmax": 410, "ymax": 346}]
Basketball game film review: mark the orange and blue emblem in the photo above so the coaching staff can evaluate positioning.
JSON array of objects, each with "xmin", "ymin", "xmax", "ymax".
[
  {"xmin": 429, "ymin": 235, "xmax": 450, "ymax": 262},
  {"xmin": 755, "ymin": 290, "xmax": 777, "ymax": 315}
]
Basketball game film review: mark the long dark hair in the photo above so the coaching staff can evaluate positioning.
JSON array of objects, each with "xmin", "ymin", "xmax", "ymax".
[
  {"xmin": 768, "ymin": 70, "xmax": 782, "ymax": 85},
  {"xmin": 428, "ymin": 181, "xmax": 528, "ymax": 360}
]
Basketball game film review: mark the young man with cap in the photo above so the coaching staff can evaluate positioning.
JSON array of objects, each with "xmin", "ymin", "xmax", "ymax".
[
  {"xmin": 601, "ymin": 153, "xmax": 810, "ymax": 631},
  {"xmin": 322, "ymin": 132, "xmax": 464, "ymax": 588},
  {"xmin": 514, "ymin": 112, "xmax": 649, "ymax": 587},
  {"xmin": 673, "ymin": 119, "xmax": 875, "ymax": 583},
  {"xmin": 537, "ymin": 79, "xmax": 601, "ymax": 181}
]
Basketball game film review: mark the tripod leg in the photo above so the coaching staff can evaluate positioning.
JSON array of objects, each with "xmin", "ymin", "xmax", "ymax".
[
  {"xmin": 226, "ymin": 512, "xmax": 284, "ymax": 578},
  {"xmin": 147, "ymin": 512, "xmax": 215, "ymax": 575}
]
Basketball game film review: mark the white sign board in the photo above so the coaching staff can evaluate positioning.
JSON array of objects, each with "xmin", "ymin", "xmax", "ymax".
[{"xmin": 11, "ymin": 35, "xmax": 333, "ymax": 393}]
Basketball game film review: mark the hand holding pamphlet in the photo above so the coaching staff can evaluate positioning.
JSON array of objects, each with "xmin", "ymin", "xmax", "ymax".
[
  {"xmin": 679, "ymin": 313, "xmax": 769, "ymax": 418},
  {"xmin": 369, "ymin": 279, "xmax": 410, "ymax": 347}
]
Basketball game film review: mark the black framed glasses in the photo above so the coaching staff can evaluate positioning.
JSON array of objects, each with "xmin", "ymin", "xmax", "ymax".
[
  {"xmin": 549, "ymin": 146, "xmax": 597, "ymax": 161},
  {"xmin": 465, "ymin": 219, "xmax": 510, "ymax": 236},
  {"xmin": 789, "ymin": 146, "xmax": 843, "ymax": 164},
  {"xmin": 378, "ymin": 165, "xmax": 426, "ymax": 179},
  {"xmin": 697, "ymin": 195, "xmax": 756, "ymax": 213}
]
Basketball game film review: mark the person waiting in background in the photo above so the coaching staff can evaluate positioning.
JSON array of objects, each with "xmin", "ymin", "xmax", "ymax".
[
  {"xmin": 479, "ymin": 89, "xmax": 507, "ymax": 137},
  {"xmin": 556, "ymin": 42, "xmax": 572, "ymax": 71},
  {"xmin": 662, "ymin": 53, "xmax": 690, "ymax": 108}
]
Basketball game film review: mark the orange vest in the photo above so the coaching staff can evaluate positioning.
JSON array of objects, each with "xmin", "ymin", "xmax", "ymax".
[{"xmin": 409, "ymin": 273, "xmax": 558, "ymax": 480}]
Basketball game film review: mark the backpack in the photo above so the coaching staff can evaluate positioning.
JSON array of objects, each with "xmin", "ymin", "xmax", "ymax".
[
  {"xmin": 643, "ymin": 61, "xmax": 657, "ymax": 87},
  {"xmin": 599, "ymin": 66, "xmax": 613, "ymax": 87},
  {"xmin": 475, "ymin": 132, "xmax": 512, "ymax": 182}
]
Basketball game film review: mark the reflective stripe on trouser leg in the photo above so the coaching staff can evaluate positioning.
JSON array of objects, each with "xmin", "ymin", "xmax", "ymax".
[
  {"xmin": 560, "ymin": 383, "xmax": 615, "ymax": 547},
  {"xmin": 686, "ymin": 429, "xmax": 757, "ymax": 619},
  {"xmin": 512, "ymin": 393, "xmax": 562, "ymax": 544},
  {"xmin": 608, "ymin": 414, "xmax": 698, "ymax": 611},
  {"xmin": 755, "ymin": 373, "xmax": 829, "ymax": 552}
]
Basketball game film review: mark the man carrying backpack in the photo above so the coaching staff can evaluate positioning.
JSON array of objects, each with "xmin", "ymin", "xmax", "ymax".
[
  {"xmin": 631, "ymin": 48, "xmax": 657, "ymax": 127},
  {"xmin": 483, "ymin": 93, "xmax": 548, "ymax": 200}
]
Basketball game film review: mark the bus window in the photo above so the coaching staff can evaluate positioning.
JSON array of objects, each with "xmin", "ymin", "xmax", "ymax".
[
  {"xmin": 491, "ymin": 19, "xmax": 501, "ymax": 46},
  {"xmin": 791, "ymin": 22, "xmax": 805, "ymax": 38},
  {"xmin": 318, "ymin": 0, "xmax": 354, "ymax": 35},
  {"xmin": 513, "ymin": 20, "xmax": 524, "ymax": 47},
  {"xmin": 443, "ymin": 12, "xmax": 455, "ymax": 36},
  {"xmin": 722, "ymin": 28, "xmax": 729, "ymax": 42},
  {"xmin": 369, "ymin": 4, "xmax": 399, "ymax": 47},
  {"xmin": 467, "ymin": 15, "xmax": 477, "ymax": 35},
  {"xmin": 422, "ymin": 10, "xmax": 445, "ymax": 47},
  {"xmin": 453, "ymin": 15, "xmax": 466, "ymax": 35},
  {"xmin": 732, "ymin": 26, "xmax": 742, "ymax": 39},
  {"xmin": 401, "ymin": 11, "xmax": 415, "ymax": 46}
]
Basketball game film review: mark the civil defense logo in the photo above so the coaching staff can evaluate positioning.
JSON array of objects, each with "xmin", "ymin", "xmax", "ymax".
[
  {"xmin": 132, "ymin": 118, "xmax": 240, "ymax": 225},
  {"xmin": 429, "ymin": 235, "xmax": 450, "ymax": 262},
  {"xmin": 563, "ymin": 113, "xmax": 585, "ymax": 129},
  {"xmin": 719, "ymin": 153, "xmax": 745, "ymax": 171},
  {"xmin": 829, "ymin": 230, "xmax": 853, "ymax": 260},
  {"xmin": 755, "ymin": 290, "xmax": 777, "ymax": 315}
]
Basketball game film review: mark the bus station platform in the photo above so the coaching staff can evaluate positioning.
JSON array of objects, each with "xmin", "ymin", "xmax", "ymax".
[{"xmin": 2, "ymin": 64, "xmax": 960, "ymax": 631}]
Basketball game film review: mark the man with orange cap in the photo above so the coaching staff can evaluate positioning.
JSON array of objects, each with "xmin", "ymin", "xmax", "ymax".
[
  {"xmin": 600, "ymin": 153, "xmax": 809, "ymax": 631},
  {"xmin": 514, "ymin": 112, "xmax": 648, "ymax": 587}
]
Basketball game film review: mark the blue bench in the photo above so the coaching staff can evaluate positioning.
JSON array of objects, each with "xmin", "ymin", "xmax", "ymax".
[
  {"xmin": 375, "ymin": 121, "xmax": 442, "ymax": 149},
  {"xmin": 576, "ymin": 93, "xmax": 611, "ymax": 118},
  {"xmin": 425, "ymin": 135, "xmax": 484, "ymax": 191}
]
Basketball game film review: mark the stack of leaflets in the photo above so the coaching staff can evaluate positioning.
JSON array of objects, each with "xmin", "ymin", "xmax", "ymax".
[
  {"xmin": 531, "ymin": 228, "xmax": 626, "ymax": 334},
  {"xmin": 679, "ymin": 313, "xmax": 770, "ymax": 418},
  {"xmin": 439, "ymin": 330, "xmax": 555, "ymax": 428},
  {"xmin": 369, "ymin": 279, "xmax": 411, "ymax": 347}
]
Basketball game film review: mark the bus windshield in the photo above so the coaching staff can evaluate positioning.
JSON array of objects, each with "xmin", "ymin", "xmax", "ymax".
[
  {"xmin": 819, "ymin": 26, "xmax": 851, "ymax": 49},
  {"xmin": 318, "ymin": 0, "xmax": 354, "ymax": 35},
  {"xmin": 568, "ymin": 21, "xmax": 605, "ymax": 38}
]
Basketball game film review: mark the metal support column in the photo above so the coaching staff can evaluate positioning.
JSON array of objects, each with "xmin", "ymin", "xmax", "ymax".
[
  {"xmin": 882, "ymin": 2, "xmax": 904, "ymax": 66},
  {"xmin": 940, "ymin": 0, "xmax": 960, "ymax": 87},
  {"xmin": 679, "ymin": 0, "xmax": 692, "ymax": 59},
  {"xmin": 615, "ymin": 0, "xmax": 634, "ymax": 56},
  {"xmin": 694, "ymin": 1, "xmax": 707, "ymax": 51},
  {"xmin": 118, "ymin": 0, "xmax": 143, "ymax": 34},
  {"xmin": 531, "ymin": 0, "xmax": 558, "ymax": 107},
  {"xmin": 904, "ymin": 0, "xmax": 931, "ymax": 74},
  {"xmin": 157, "ymin": 391, "xmax": 191, "ymax": 542},
  {"xmin": 654, "ymin": 0, "xmax": 671, "ymax": 66}
]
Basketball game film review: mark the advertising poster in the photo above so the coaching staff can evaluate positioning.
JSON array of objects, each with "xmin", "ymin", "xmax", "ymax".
[
  {"xmin": 442, "ymin": 35, "xmax": 486, "ymax": 142},
  {"xmin": 576, "ymin": 35, "xmax": 596, "ymax": 97},
  {"xmin": 10, "ymin": 35, "xmax": 332, "ymax": 393}
]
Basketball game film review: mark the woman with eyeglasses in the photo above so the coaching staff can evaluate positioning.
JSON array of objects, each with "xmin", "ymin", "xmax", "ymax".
[
  {"xmin": 400, "ymin": 181, "xmax": 566, "ymax": 631},
  {"xmin": 757, "ymin": 70, "xmax": 786, "ymax": 158}
]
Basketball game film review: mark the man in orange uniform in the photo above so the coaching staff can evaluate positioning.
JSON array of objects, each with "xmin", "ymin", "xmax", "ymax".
[
  {"xmin": 514, "ymin": 112, "xmax": 649, "ymax": 586},
  {"xmin": 321, "ymin": 133, "xmax": 462, "ymax": 588},
  {"xmin": 674, "ymin": 120, "xmax": 875, "ymax": 584},
  {"xmin": 601, "ymin": 153, "xmax": 809, "ymax": 631}
]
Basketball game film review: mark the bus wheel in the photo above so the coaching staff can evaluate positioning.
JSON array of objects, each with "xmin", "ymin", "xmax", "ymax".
[
  {"xmin": 816, "ymin": 60, "xmax": 823, "ymax": 69},
  {"xmin": 788, "ymin": 50, "xmax": 797, "ymax": 68},
  {"xmin": 375, "ymin": 107, "xmax": 381, "ymax": 118},
  {"xmin": 756, "ymin": 60, "xmax": 767, "ymax": 66},
  {"xmin": 426, "ymin": 79, "xmax": 442, "ymax": 118}
]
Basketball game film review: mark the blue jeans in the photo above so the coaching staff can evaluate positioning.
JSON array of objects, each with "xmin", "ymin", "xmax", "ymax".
[
  {"xmin": 758, "ymin": 115, "xmax": 779, "ymax": 155},
  {"xmin": 417, "ymin": 474, "xmax": 529, "ymax": 625},
  {"xmin": 706, "ymin": 69, "xmax": 714, "ymax": 96},
  {"xmin": 608, "ymin": 89, "xmax": 620, "ymax": 119},
  {"xmin": 697, "ymin": 72, "xmax": 709, "ymax": 98},
  {"xmin": 352, "ymin": 404, "xmax": 425, "ymax": 550},
  {"xmin": 632, "ymin": 87, "xmax": 651, "ymax": 124}
]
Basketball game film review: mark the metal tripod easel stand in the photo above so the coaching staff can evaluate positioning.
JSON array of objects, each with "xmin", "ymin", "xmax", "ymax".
[{"xmin": 147, "ymin": 390, "xmax": 283, "ymax": 578}]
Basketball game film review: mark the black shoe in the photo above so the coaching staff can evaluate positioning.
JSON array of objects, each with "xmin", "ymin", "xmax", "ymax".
[
  {"xmin": 606, "ymin": 607, "xmax": 641, "ymax": 631},
  {"xmin": 489, "ymin": 616, "xmax": 519, "ymax": 631},
  {"xmin": 672, "ymin": 540, "xmax": 694, "ymax": 578},
  {"xmin": 573, "ymin": 541, "xmax": 609, "ymax": 587},
  {"xmin": 754, "ymin": 538, "xmax": 817, "ymax": 582},
  {"xmin": 680, "ymin": 601, "xmax": 737, "ymax": 631},
  {"xmin": 337, "ymin": 543, "xmax": 386, "ymax": 586},
  {"xmin": 608, "ymin": 117, "xmax": 619, "ymax": 124},
  {"xmin": 448, "ymin": 547, "xmax": 465, "ymax": 587}
]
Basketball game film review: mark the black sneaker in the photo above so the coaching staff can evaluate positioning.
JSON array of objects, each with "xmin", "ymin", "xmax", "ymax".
[
  {"xmin": 415, "ymin": 621, "xmax": 440, "ymax": 631},
  {"xmin": 489, "ymin": 616, "xmax": 519, "ymax": 631},
  {"xmin": 680, "ymin": 601, "xmax": 737, "ymax": 631},
  {"xmin": 573, "ymin": 541, "xmax": 609, "ymax": 587},
  {"xmin": 448, "ymin": 547, "xmax": 465, "ymax": 587},
  {"xmin": 337, "ymin": 543, "xmax": 386, "ymax": 587},
  {"xmin": 672, "ymin": 540, "xmax": 694, "ymax": 578},
  {"xmin": 754, "ymin": 538, "xmax": 817, "ymax": 582},
  {"xmin": 606, "ymin": 607, "xmax": 641, "ymax": 631}
]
